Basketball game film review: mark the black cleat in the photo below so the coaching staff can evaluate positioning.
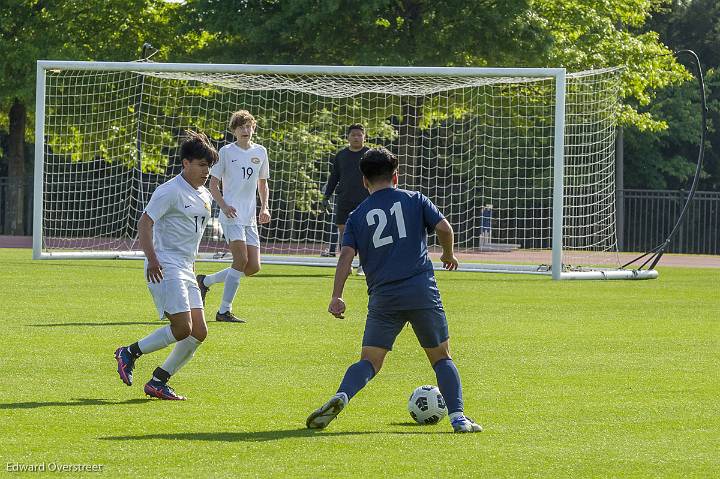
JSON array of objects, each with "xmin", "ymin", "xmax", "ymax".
[
  {"xmin": 216, "ymin": 310, "xmax": 246, "ymax": 323},
  {"xmin": 196, "ymin": 274, "xmax": 209, "ymax": 305},
  {"xmin": 306, "ymin": 395, "xmax": 346, "ymax": 429}
]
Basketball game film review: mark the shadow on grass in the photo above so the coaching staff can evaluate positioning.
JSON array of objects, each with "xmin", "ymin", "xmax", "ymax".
[
  {"xmin": 252, "ymin": 273, "xmax": 334, "ymax": 278},
  {"xmin": 0, "ymin": 397, "xmax": 150, "ymax": 409},
  {"xmin": 102, "ymin": 427, "xmax": 448, "ymax": 442},
  {"xmin": 31, "ymin": 322, "xmax": 160, "ymax": 327},
  {"xmin": 3, "ymin": 260, "xmax": 142, "ymax": 270}
]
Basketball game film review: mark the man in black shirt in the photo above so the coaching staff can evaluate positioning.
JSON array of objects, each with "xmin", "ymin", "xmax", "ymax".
[{"xmin": 321, "ymin": 124, "xmax": 370, "ymax": 264}]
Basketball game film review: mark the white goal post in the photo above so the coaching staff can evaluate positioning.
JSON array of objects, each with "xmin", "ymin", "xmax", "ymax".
[{"xmin": 33, "ymin": 60, "xmax": 658, "ymax": 280}]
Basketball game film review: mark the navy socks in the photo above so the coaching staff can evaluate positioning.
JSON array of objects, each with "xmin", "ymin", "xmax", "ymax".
[
  {"xmin": 433, "ymin": 358, "xmax": 464, "ymax": 414},
  {"xmin": 337, "ymin": 359, "xmax": 376, "ymax": 401}
]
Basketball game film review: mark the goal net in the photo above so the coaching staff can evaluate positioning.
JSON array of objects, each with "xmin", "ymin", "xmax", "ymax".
[{"xmin": 34, "ymin": 61, "xmax": 656, "ymax": 279}]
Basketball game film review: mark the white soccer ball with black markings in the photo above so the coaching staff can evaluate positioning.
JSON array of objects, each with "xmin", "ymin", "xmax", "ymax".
[{"xmin": 408, "ymin": 385, "xmax": 447, "ymax": 424}]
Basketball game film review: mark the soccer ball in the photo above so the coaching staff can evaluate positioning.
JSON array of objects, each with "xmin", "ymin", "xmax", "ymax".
[{"xmin": 408, "ymin": 385, "xmax": 447, "ymax": 424}]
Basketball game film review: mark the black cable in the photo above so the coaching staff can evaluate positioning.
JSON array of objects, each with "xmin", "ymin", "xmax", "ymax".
[{"xmin": 622, "ymin": 49, "xmax": 708, "ymax": 270}]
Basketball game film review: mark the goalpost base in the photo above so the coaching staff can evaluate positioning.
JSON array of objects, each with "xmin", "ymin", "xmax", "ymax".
[
  {"xmin": 34, "ymin": 251, "xmax": 658, "ymax": 279},
  {"xmin": 559, "ymin": 269, "xmax": 659, "ymax": 280}
]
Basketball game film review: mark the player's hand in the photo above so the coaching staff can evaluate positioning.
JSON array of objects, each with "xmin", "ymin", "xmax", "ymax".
[
  {"xmin": 146, "ymin": 260, "xmax": 163, "ymax": 283},
  {"xmin": 328, "ymin": 297, "xmax": 346, "ymax": 319},
  {"xmin": 222, "ymin": 205, "xmax": 238, "ymax": 218},
  {"xmin": 320, "ymin": 197, "xmax": 331, "ymax": 214},
  {"xmin": 440, "ymin": 252, "xmax": 459, "ymax": 271},
  {"xmin": 258, "ymin": 208, "xmax": 271, "ymax": 224}
]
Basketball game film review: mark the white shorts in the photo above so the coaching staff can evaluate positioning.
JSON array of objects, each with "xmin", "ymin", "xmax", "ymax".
[
  {"xmin": 147, "ymin": 277, "xmax": 203, "ymax": 319},
  {"xmin": 223, "ymin": 224, "xmax": 260, "ymax": 247}
]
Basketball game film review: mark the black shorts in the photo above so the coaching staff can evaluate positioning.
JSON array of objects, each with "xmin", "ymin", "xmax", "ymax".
[{"xmin": 334, "ymin": 202, "xmax": 359, "ymax": 226}]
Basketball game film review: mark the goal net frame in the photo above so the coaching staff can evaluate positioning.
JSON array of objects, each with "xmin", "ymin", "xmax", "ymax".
[{"xmin": 33, "ymin": 60, "xmax": 658, "ymax": 280}]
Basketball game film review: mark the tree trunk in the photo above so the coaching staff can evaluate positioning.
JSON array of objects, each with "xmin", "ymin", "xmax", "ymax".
[
  {"xmin": 6, "ymin": 99, "xmax": 27, "ymax": 235},
  {"xmin": 397, "ymin": 97, "xmax": 423, "ymax": 190}
]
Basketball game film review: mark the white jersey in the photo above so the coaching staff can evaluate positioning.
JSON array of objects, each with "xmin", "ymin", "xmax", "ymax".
[
  {"xmin": 210, "ymin": 142, "xmax": 270, "ymax": 226},
  {"xmin": 143, "ymin": 174, "xmax": 213, "ymax": 280}
]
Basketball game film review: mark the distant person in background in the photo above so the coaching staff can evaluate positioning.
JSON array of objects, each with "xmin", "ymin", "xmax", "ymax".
[
  {"xmin": 321, "ymin": 124, "xmax": 370, "ymax": 273},
  {"xmin": 480, "ymin": 204, "xmax": 493, "ymax": 244},
  {"xmin": 320, "ymin": 181, "xmax": 339, "ymax": 257}
]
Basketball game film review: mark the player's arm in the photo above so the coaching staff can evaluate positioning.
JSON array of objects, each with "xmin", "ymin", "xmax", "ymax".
[
  {"xmin": 138, "ymin": 213, "xmax": 163, "ymax": 283},
  {"xmin": 258, "ymin": 178, "xmax": 270, "ymax": 224},
  {"xmin": 435, "ymin": 219, "xmax": 459, "ymax": 271},
  {"xmin": 209, "ymin": 176, "xmax": 237, "ymax": 218},
  {"xmin": 324, "ymin": 154, "xmax": 339, "ymax": 200},
  {"xmin": 328, "ymin": 245, "xmax": 355, "ymax": 319}
]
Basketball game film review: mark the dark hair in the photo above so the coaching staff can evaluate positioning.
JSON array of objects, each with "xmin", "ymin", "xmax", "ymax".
[
  {"xmin": 359, "ymin": 147, "xmax": 398, "ymax": 183},
  {"xmin": 347, "ymin": 123, "xmax": 365, "ymax": 135},
  {"xmin": 180, "ymin": 130, "xmax": 219, "ymax": 166}
]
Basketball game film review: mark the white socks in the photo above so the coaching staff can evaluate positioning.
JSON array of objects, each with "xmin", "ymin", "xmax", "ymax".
[
  {"xmin": 204, "ymin": 267, "xmax": 244, "ymax": 287},
  {"xmin": 449, "ymin": 412, "xmax": 465, "ymax": 421},
  {"xmin": 161, "ymin": 335, "xmax": 202, "ymax": 375},
  {"xmin": 137, "ymin": 325, "xmax": 176, "ymax": 354},
  {"xmin": 219, "ymin": 267, "xmax": 242, "ymax": 313}
]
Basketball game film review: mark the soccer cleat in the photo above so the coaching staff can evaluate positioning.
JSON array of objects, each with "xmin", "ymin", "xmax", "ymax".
[
  {"xmin": 320, "ymin": 250, "xmax": 336, "ymax": 258},
  {"xmin": 216, "ymin": 310, "xmax": 246, "ymax": 323},
  {"xmin": 114, "ymin": 346, "xmax": 135, "ymax": 386},
  {"xmin": 196, "ymin": 274, "xmax": 209, "ymax": 304},
  {"xmin": 451, "ymin": 415, "xmax": 483, "ymax": 433},
  {"xmin": 144, "ymin": 379, "xmax": 187, "ymax": 400},
  {"xmin": 306, "ymin": 395, "xmax": 346, "ymax": 429},
  {"xmin": 356, "ymin": 265, "xmax": 365, "ymax": 276}
]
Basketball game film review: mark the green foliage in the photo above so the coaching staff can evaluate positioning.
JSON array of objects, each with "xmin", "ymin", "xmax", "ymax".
[
  {"xmin": 625, "ymin": 68, "xmax": 718, "ymax": 189},
  {"xmin": 634, "ymin": 0, "xmax": 720, "ymax": 190},
  {"xmin": 0, "ymin": 0, "xmax": 181, "ymax": 111},
  {"xmin": 181, "ymin": 0, "xmax": 551, "ymax": 67}
]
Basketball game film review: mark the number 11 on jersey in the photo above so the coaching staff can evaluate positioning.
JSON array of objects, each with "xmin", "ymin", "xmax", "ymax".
[{"xmin": 366, "ymin": 201, "xmax": 406, "ymax": 248}]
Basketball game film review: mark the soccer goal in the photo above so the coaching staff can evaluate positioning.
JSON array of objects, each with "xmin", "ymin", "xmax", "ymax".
[{"xmin": 33, "ymin": 60, "xmax": 657, "ymax": 280}]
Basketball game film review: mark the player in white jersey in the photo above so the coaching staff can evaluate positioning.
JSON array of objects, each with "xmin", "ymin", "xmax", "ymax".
[
  {"xmin": 196, "ymin": 110, "xmax": 271, "ymax": 323},
  {"xmin": 114, "ymin": 131, "xmax": 218, "ymax": 400}
]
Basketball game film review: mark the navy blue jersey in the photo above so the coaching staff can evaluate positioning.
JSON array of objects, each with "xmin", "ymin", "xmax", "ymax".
[{"xmin": 342, "ymin": 187, "xmax": 444, "ymax": 310}]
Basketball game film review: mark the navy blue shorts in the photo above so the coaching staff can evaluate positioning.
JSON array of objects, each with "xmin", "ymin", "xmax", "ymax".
[{"xmin": 362, "ymin": 307, "xmax": 449, "ymax": 350}]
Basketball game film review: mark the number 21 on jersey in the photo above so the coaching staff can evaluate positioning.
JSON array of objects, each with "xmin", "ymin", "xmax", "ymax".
[{"xmin": 366, "ymin": 202, "xmax": 407, "ymax": 248}]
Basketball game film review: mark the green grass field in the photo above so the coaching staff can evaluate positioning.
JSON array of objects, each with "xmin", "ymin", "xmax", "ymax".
[{"xmin": 1, "ymin": 248, "xmax": 718, "ymax": 477}]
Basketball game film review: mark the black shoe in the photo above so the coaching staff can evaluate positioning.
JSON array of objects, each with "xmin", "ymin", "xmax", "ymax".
[
  {"xmin": 196, "ymin": 274, "xmax": 209, "ymax": 304},
  {"xmin": 216, "ymin": 310, "xmax": 246, "ymax": 323}
]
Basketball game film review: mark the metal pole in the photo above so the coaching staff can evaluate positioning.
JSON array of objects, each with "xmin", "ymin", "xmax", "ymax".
[
  {"xmin": 551, "ymin": 70, "xmax": 566, "ymax": 280},
  {"xmin": 32, "ymin": 62, "xmax": 46, "ymax": 259},
  {"xmin": 615, "ymin": 126, "xmax": 624, "ymax": 251}
]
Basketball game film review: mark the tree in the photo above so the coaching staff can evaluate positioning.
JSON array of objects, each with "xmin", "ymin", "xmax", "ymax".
[
  {"xmin": 180, "ymin": 0, "xmax": 553, "ymax": 67},
  {"xmin": 626, "ymin": 0, "xmax": 720, "ymax": 190},
  {"xmin": 0, "ymin": 0, "xmax": 182, "ymax": 233}
]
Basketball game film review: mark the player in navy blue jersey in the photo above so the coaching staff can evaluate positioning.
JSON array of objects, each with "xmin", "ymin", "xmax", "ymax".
[{"xmin": 306, "ymin": 147, "xmax": 482, "ymax": 433}]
